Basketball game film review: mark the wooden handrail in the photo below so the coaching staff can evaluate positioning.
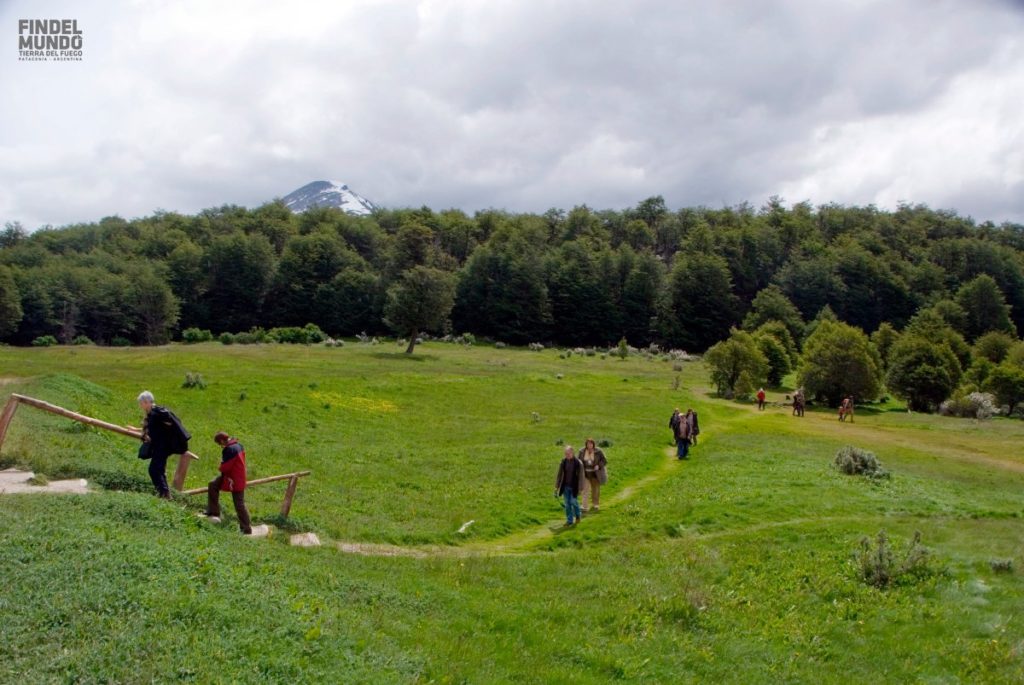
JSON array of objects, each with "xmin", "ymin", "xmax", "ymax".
[
  {"xmin": 183, "ymin": 470, "xmax": 311, "ymax": 518},
  {"xmin": 0, "ymin": 393, "xmax": 199, "ymax": 490},
  {"xmin": 181, "ymin": 470, "xmax": 311, "ymax": 495}
]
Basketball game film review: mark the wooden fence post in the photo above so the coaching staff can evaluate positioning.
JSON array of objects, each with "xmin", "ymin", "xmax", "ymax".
[
  {"xmin": 0, "ymin": 396, "xmax": 20, "ymax": 450},
  {"xmin": 280, "ymin": 475, "xmax": 299, "ymax": 518},
  {"xmin": 171, "ymin": 452, "xmax": 199, "ymax": 491}
]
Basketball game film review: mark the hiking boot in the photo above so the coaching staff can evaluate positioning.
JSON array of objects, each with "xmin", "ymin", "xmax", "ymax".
[{"xmin": 575, "ymin": 516, "xmax": 581, "ymax": 524}]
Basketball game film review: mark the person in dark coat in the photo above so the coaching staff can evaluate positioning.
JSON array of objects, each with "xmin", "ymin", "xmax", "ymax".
[
  {"xmin": 554, "ymin": 445, "xmax": 585, "ymax": 526},
  {"xmin": 137, "ymin": 391, "xmax": 190, "ymax": 498},
  {"xmin": 669, "ymin": 408, "xmax": 682, "ymax": 444},
  {"xmin": 690, "ymin": 409, "xmax": 700, "ymax": 445},
  {"xmin": 203, "ymin": 431, "xmax": 252, "ymax": 534}
]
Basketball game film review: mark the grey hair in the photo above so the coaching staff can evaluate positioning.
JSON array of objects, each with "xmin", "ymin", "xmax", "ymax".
[{"xmin": 137, "ymin": 391, "xmax": 155, "ymax": 404}]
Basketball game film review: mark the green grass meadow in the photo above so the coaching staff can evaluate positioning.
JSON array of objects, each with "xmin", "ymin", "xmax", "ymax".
[{"xmin": 1, "ymin": 342, "xmax": 1023, "ymax": 683}]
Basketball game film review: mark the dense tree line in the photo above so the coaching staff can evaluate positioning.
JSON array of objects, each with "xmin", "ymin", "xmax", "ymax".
[{"xmin": 1, "ymin": 198, "xmax": 1023, "ymax": 374}]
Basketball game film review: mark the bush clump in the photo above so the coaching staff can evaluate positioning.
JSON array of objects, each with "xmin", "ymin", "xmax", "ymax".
[
  {"xmin": 32, "ymin": 335, "xmax": 58, "ymax": 347},
  {"xmin": 268, "ymin": 323, "xmax": 326, "ymax": 345},
  {"xmin": 71, "ymin": 335, "xmax": 93, "ymax": 345},
  {"xmin": 110, "ymin": 336, "xmax": 132, "ymax": 347},
  {"xmin": 834, "ymin": 446, "xmax": 890, "ymax": 479},
  {"xmin": 218, "ymin": 332, "xmax": 236, "ymax": 345},
  {"xmin": 857, "ymin": 530, "xmax": 933, "ymax": 589},
  {"xmin": 182, "ymin": 372, "xmax": 207, "ymax": 389},
  {"xmin": 939, "ymin": 391, "xmax": 998, "ymax": 420},
  {"xmin": 181, "ymin": 328, "xmax": 214, "ymax": 344}
]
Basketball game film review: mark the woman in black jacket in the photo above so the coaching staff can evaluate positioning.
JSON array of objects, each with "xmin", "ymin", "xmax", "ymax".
[{"xmin": 137, "ymin": 391, "xmax": 190, "ymax": 498}]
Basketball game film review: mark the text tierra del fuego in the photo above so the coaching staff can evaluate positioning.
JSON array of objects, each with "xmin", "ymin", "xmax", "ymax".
[{"xmin": 18, "ymin": 19, "xmax": 83, "ymax": 61}]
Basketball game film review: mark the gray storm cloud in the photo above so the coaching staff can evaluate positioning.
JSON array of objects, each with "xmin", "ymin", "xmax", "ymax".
[{"xmin": 1, "ymin": 0, "xmax": 1023, "ymax": 229}]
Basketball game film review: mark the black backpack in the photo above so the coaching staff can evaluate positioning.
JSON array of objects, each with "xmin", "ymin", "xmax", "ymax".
[{"xmin": 150, "ymin": 406, "xmax": 191, "ymax": 454}]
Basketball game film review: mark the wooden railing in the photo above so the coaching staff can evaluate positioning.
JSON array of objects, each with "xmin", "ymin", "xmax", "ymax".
[
  {"xmin": 182, "ymin": 470, "xmax": 312, "ymax": 517},
  {"xmin": 0, "ymin": 393, "xmax": 199, "ymax": 490}
]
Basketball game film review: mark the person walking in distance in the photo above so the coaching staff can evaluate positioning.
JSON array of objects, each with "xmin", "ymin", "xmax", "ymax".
[
  {"xmin": 554, "ymin": 445, "xmax": 585, "ymax": 526},
  {"xmin": 203, "ymin": 431, "xmax": 253, "ymax": 534},
  {"xmin": 578, "ymin": 438, "xmax": 608, "ymax": 513},
  {"xmin": 756, "ymin": 388, "xmax": 766, "ymax": 411},
  {"xmin": 675, "ymin": 410, "xmax": 693, "ymax": 459},
  {"xmin": 668, "ymin": 408, "xmax": 681, "ymax": 445}
]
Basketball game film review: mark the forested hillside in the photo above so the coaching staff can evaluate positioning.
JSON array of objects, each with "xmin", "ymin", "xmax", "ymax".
[{"xmin": 0, "ymin": 198, "xmax": 1022, "ymax": 353}]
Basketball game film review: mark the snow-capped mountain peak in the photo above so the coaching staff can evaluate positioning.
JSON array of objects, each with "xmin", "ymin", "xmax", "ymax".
[{"xmin": 280, "ymin": 180, "xmax": 377, "ymax": 215}]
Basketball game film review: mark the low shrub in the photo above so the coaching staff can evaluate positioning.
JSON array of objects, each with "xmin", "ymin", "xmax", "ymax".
[
  {"xmin": 32, "ymin": 335, "xmax": 58, "ymax": 347},
  {"xmin": 269, "ymin": 323, "xmax": 326, "ymax": 345},
  {"xmin": 494, "ymin": 342, "xmax": 507, "ymax": 349},
  {"xmin": 528, "ymin": 342, "xmax": 544, "ymax": 352},
  {"xmin": 181, "ymin": 328, "xmax": 213, "ymax": 344},
  {"xmin": 218, "ymin": 332, "xmax": 236, "ymax": 345},
  {"xmin": 182, "ymin": 372, "xmax": 207, "ymax": 389},
  {"xmin": 324, "ymin": 337, "xmax": 344, "ymax": 348},
  {"xmin": 71, "ymin": 335, "xmax": 93, "ymax": 345},
  {"xmin": 939, "ymin": 391, "xmax": 998, "ymax": 420},
  {"xmin": 616, "ymin": 338, "xmax": 629, "ymax": 359},
  {"xmin": 834, "ymin": 446, "xmax": 890, "ymax": 479},
  {"xmin": 857, "ymin": 530, "xmax": 933, "ymax": 589},
  {"xmin": 110, "ymin": 336, "xmax": 132, "ymax": 347},
  {"xmin": 990, "ymin": 559, "xmax": 1014, "ymax": 574}
]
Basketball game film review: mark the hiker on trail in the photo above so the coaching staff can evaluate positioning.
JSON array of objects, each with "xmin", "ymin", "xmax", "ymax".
[
  {"xmin": 675, "ymin": 410, "xmax": 693, "ymax": 459},
  {"xmin": 554, "ymin": 445, "xmax": 585, "ymax": 526},
  {"xmin": 203, "ymin": 432, "xmax": 252, "ymax": 535},
  {"xmin": 756, "ymin": 388, "xmax": 766, "ymax": 411},
  {"xmin": 839, "ymin": 396, "xmax": 855, "ymax": 423},
  {"xmin": 793, "ymin": 389, "xmax": 805, "ymax": 417},
  {"xmin": 689, "ymin": 409, "xmax": 700, "ymax": 445},
  {"xmin": 669, "ymin": 408, "xmax": 681, "ymax": 444},
  {"xmin": 579, "ymin": 438, "xmax": 608, "ymax": 513},
  {"xmin": 136, "ymin": 391, "xmax": 191, "ymax": 499}
]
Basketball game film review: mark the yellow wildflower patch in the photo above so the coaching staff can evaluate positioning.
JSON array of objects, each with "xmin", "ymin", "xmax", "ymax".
[{"xmin": 310, "ymin": 391, "xmax": 398, "ymax": 414}]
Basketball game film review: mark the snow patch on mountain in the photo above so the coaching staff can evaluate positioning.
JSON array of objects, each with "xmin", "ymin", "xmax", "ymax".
[{"xmin": 280, "ymin": 180, "xmax": 377, "ymax": 215}]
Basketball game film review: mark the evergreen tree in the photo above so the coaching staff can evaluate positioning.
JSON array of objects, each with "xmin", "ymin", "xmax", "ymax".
[
  {"xmin": 798, "ymin": 320, "xmax": 883, "ymax": 405},
  {"xmin": 955, "ymin": 274, "xmax": 1016, "ymax": 340},
  {"xmin": 662, "ymin": 253, "xmax": 740, "ymax": 351},
  {"xmin": 742, "ymin": 284, "xmax": 805, "ymax": 343},
  {"xmin": 384, "ymin": 266, "xmax": 456, "ymax": 354},
  {"xmin": 0, "ymin": 266, "xmax": 23, "ymax": 338},
  {"xmin": 887, "ymin": 335, "xmax": 962, "ymax": 411}
]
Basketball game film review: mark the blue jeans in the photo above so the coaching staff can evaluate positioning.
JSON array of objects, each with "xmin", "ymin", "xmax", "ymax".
[
  {"xmin": 562, "ymin": 489, "xmax": 581, "ymax": 524},
  {"xmin": 676, "ymin": 437, "xmax": 689, "ymax": 459}
]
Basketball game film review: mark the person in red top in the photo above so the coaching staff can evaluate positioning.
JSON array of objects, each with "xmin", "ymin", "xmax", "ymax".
[
  {"xmin": 756, "ymin": 388, "xmax": 766, "ymax": 411},
  {"xmin": 203, "ymin": 431, "xmax": 252, "ymax": 534}
]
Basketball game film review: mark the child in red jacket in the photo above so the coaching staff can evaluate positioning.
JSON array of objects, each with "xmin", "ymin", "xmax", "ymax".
[{"xmin": 203, "ymin": 432, "xmax": 252, "ymax": 534}]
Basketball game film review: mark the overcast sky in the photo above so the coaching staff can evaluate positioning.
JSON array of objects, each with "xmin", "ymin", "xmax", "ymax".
[{"xmin": 2, "ymin": 0, "xmax": 1023, "ymax": 229}]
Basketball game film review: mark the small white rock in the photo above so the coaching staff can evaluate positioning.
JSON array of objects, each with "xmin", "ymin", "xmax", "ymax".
[
  {"xmin": 457, "ymin": 520, "xmax": 475, "ymax": 534},
  {"xmin": 290, "ymin": 532, "xmax": 321, "ymax": 547},
  {"xmin": 248, "ymin": 524, "xmax": 272, "ymax": 538}
]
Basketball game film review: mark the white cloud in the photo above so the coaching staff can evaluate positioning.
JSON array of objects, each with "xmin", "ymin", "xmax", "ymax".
[{"xmin": 1, "ymin": 0, "xmax": 1023, "ymax": 229}]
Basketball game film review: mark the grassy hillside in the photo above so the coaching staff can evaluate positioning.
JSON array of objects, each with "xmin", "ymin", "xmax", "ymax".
[{"xmin": 1, "ymin": 342, "xmax": 1023, "ymax": 683}]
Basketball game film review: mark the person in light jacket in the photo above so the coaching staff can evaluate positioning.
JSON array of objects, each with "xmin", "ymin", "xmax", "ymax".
[
  {"xmin": 675, "ymin": 410, "xmax": 693, "ymax": 459},
  {"xmin": 203, "ymin": 431, "xmax": 252, "ymax": 534},
  {"xmin": 554, "ymin": 445, "xmax": 585, "ymax": 526},
  {"xmin": 578, "ymin": 438, "xmax": 608, "ymax": 512}
]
